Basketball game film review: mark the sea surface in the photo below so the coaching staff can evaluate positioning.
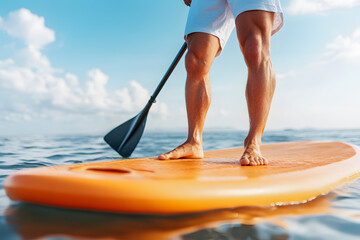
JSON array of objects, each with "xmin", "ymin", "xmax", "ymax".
[{"xmin": 1, "ymin": 129, "xmax": 360, "ymax": 240}]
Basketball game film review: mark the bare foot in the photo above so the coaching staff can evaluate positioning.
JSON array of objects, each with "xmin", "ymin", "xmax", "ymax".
[
  {"xmin": 240, "ymin": 138, "xmax": 268, "ymax": 166},
  {"xmin": 158, "ymin": 141, "xmax": 204, "ymax": 160}
]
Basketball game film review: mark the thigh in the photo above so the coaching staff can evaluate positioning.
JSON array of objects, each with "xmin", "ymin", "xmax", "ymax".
[
  {"xmin": 235, "ymin": 10, "xmax": 274, "ymax": 46},
  {"xmin": 227, "ymin": 0, "xmax": 283, "ymax": 38}
]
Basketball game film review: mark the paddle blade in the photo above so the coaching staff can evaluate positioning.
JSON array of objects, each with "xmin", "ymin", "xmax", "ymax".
[
  {"xmin": 118, "ymin": 114, "xmax": 148, "ymax": 157},
  {"xmin": 104, "ymin": 113, "xmax": 148, "ymax": 158},
  {"xmin": 104, "ymin": 115, "xmax": 138, "ymax": 154}
]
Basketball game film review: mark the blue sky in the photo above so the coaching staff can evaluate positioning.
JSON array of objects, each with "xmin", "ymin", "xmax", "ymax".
[{"xmin": 1, "ymin": 0, "xmax": 360, "ymax": 135}]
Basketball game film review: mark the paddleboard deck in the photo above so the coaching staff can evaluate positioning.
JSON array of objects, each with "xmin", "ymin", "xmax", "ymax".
[{"xmin": 4, "ymin": 141, "xmax": 360, "ymax": 214}]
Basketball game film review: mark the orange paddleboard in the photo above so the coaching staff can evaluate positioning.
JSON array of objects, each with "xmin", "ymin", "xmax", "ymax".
[{"xmin": 4, "ymin": 141, "xmax": 360, "ymax": 214}]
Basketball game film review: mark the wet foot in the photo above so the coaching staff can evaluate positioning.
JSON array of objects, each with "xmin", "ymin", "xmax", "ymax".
[
  {"xmin": 240, "ymin": 138, "xmax": 268, "ymax": 166},
  {"xmin": 158, "ymin": 142, "xmax": 204, "ymax": 160}
]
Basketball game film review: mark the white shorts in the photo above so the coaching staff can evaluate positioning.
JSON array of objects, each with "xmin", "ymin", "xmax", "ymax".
[{"xmin": 184, "ymin": 0, "xmax": 283, "ymax": 51}]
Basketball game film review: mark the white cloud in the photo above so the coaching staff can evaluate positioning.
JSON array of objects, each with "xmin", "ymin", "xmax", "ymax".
[
  {"xmin": 0, "ymin": 58, "xmax": 14, "ymax": 66},
  {"xmin": 219, "ymin": 109, "xmax": 229, "ymax": 117},
  {"xmin": 276, "ymin": 71, "xmax": 296, "ymax": 80},
  {"xmin": 325, "ymin": 28, "xmax": 360, "ymax": 61},
  {"xmin": 266, "ymin": 27, "xmax": 360, "ymax": 130},
  {"xmin": 287, "ymin": 0, "xmax": 360, "ymax": 14},
  {"xmin": 14, "ymin": 45, "xmax": 51, "ymax": 69},
  {"xmin": 0, "ymin": 8, "xmax": 55, "ymax": 49},
  {"xmin": 116, "ymin": 81, "xmax": 149, "ymax": 112},
  {"xmin": 0, "ymin": 8, "xmax": 167, "ymax": 126},
  {"xmin": 154, "ymin": 102, "xmax": 168, "ymax": 120},
  {"xmin": 0, "ymin": 61, "xmax": 161, "ymax": 119},
  {"xmin": 84, "ymin": 69, "xmax": 113, "ymax": 110}
]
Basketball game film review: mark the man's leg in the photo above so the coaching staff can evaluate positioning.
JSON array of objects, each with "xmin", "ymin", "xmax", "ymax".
[
  {"xmin": 235, "ymin": 11, "xmax": 276, "ymax": 166},
  {"xmin": 158, "ymin": 32, "xmax": 220, "ymax": 160}
]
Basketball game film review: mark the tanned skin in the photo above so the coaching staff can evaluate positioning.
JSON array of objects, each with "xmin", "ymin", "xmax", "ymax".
[{"xmin": 159, "ymin": 1, "xmax": 276, "ymax": 166}]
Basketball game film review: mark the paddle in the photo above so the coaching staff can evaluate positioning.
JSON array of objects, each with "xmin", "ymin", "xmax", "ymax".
[{"xmin": 104, "ymin": 42, "xmax": 188, "ymax": 157}]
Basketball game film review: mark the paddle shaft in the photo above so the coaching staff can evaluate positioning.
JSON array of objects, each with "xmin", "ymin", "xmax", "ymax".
[
  {"xmin": 117, "ymin": 42, "xmax": 188, "ymax": 154},
  {"xmin": 147, "ymin": 42, "xmax": 188, "ymax": 108},
  {"xmin": 104, "ymin": 42, "xmax": 188, "ymax": 157}
]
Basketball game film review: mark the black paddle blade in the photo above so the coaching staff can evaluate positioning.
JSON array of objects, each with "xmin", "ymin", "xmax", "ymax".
[
  {"xmin": 117, "ymin": 114, "xmax": 148, "ymax": 158},
  {"xmin": 104, "ymin": 115, "xmax": 137, "ymax": 154},
  {"xmin": 104, "ymin": 112, "xmax": 148, "ymax": 158}
]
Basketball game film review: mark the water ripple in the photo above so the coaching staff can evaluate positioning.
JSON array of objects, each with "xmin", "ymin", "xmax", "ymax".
[
  {"xmin": 2, "ymin": 162, "xmax": 48, "ymax": 169},
  {"xmin": 0, "ymin": 153, "xmax": 16, "ymax": 157},
  {"xmin": 0, "ymin": 130, "xmax": 360, "ymax": 239}
]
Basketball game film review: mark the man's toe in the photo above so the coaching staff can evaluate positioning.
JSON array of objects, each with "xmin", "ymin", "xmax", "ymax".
[
  {"xmin": 240, "ymin": 157, "xmax": 250, "ymax": 166},
  {"xmin": 158, "ymin": 153, "xmax": 168, "ymax": 160},
  {"xmin": 249, "ymin": 158, "xmax": 257, "ymax": 166}
]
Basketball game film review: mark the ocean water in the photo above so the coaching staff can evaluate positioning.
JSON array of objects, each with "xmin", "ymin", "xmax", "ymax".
[{"xmin": 1, "ymin": 129, "xmax": 360, "ymax": 240}]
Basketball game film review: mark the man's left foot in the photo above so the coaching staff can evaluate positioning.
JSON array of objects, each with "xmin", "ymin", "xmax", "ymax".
[{"xmin": 240, "ymin": 138, "xmax": 268, "ymax": 166}]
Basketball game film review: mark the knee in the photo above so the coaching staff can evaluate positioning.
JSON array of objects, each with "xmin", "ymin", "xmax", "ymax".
[
  {"xmin": 240, "ymin": 33, "xmax": 270, "ymax": 69},
  {"xmin": 185, "ymin": 50, "xmax": 211, "ymax": 78}
]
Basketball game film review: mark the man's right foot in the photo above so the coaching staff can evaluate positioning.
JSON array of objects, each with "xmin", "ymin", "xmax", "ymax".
[{"xmin": 158, "ymin": 141, "xmax": 204, "ymax": 160}]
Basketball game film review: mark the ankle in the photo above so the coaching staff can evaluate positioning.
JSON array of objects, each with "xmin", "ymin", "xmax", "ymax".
[
  {"xmin": 244, "ymin": 135, "xmax": 262, "ymax": 147},
  {"xmin": 186, "ymin": 139, "xmax": 202, "ymax": 146},
  {"xmin": 185, "ymin": 136, "xmax": 202, "ymax": 146},
  {"xmin": 187, "ymin": 132, "xmax": 203, "ymax": 145}
]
